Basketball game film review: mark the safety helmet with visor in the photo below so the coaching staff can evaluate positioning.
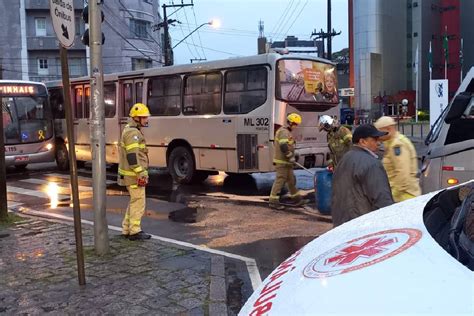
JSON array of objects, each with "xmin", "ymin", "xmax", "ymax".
[{"xmin": 319, "ymin": 115, "xmax": 334, "ymax": 131}]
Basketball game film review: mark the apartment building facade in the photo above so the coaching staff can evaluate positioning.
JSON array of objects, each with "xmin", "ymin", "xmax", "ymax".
[{"xmin": 0, "ymin": 0, "xmax": 163, "ymax": 82}]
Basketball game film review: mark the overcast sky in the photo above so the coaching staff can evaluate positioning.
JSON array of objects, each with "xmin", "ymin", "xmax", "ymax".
[{"xmin": 168, "ymin": 0, "xmax": 349, "ymax": 64}]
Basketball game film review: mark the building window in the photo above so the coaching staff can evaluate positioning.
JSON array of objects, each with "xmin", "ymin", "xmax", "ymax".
[
  {"xmin": 69, "ymin": 58, "xmax": 84, "ymax": 77},
  {"xmin": 37, "ymin": 58, "xmax": 48, "ymax": 75},
  {"xmin": 413, "ymin": 32, "xmax": 418, "ymax": 37},
  {"xmin": 35, "ymin": 18, "xmax": 46, "ymax": 36},
  {"xmin": 130, "ymin": 19, "xmax": 150, "ymax": 39},
  {"xmin": 75, "ymin": 17, "xmax": 83, "ymax": 36},
  {"xmin": 132, "ymin": 58, "xmax": 152, "ymax": 70}
]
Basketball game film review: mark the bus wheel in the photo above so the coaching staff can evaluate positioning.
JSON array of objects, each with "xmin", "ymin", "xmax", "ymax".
[
  {"xmin": 15, "ymin": 164, "xmax": 28, "ymax": 171},
  {"xmin": 169, "ymin": 146, "xmax": 196, "ymax": 184},
  {"xmin": 55, "ymin": 142, "xmax": 69, "ymax": 171}
]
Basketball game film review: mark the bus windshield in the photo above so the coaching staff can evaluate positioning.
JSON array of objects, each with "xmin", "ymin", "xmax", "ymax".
[
  {"xmin": 276, "ymin": 59, "xmax": 339, "ymax": 106},
  {"xmin": 2, "ymin": 95, "xmax": 53, "ymax": 145}
]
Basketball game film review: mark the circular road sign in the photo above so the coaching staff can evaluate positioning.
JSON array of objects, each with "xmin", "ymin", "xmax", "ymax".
[{"xmin": 50, "ymin": 0, "xmax": 76, "ymax": 48}]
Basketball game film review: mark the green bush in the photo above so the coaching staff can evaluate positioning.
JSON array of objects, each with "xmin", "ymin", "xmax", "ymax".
[{"xmin": 416, "ymin": 110, "xmax": 429, "ymax": 122}]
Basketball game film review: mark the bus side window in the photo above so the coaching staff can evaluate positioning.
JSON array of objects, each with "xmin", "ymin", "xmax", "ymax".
[
  {"xmin": 136, "ymin": 82, "xmax": 143, "ymax": 104},
  {"xmin": 184, "ymin": 73, "xmax": 221, "ymax": 115},
  {"xmin": 104, "ymin": 84, "xmax": 116, "ymax": 118},
  {"xmin": 148, "ymin": 76, "xmax": 181, "ymax": 116},
  {"xmin": 224, "ymin": 67, "xmax": 267, "ymax": 114},
  {"xmin": 49, "ymin": 88, "xmax": 65, "ymax": 119},
  {"xmin": 74, "ymin": 86, "xmax": 84, "ymax": 119}
]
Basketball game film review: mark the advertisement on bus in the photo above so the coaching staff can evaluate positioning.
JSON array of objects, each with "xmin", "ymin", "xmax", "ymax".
[{"xmin": 277, "ymin": 59, "xmax": 339, "ymax": 105}]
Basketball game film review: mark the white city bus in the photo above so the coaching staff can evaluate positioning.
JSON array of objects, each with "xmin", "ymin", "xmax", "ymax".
[
  {"xmin": 47, "ymin": 53, "xmax": 339, "ymax": 183},
  {"xmin": 1, "ymin": 80, "xmax": 55, "ymax": 170}
]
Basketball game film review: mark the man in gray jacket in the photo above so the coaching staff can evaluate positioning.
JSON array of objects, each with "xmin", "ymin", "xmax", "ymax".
[{"xmin": 331, "ymin": 124, "xmax": 394, "ymax": 227}]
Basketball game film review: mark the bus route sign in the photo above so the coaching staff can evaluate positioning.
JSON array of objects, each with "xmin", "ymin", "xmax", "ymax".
[{"xmin": 50, "ymin": 0, "xmax": 75, "ymax": 48}]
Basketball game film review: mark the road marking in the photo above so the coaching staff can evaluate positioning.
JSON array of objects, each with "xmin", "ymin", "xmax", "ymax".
[
  {"xmin": 47, "ymin": 173, "xmax": 116, "ymax": 185},
  {"xmin": 20, "ymin": 179, "xmax": 92, "ymax": 191},
  {"xmin": 7, "ymin": 186, "xmax": 69, "ymax": 200},
  {"xmin": 16, "ymin": 208, "xmax": 262, "ymax": 291}
]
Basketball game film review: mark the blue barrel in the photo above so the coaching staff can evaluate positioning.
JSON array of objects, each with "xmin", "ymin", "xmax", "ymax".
[{"xmin": 314, "ymin": 170, "xmax": 332, "ymax": 215}]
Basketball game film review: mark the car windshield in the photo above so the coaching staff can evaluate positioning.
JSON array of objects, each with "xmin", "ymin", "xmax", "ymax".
[{"xmin": 2, "ymin": 96, "xmax": 53, "ymax": 144}]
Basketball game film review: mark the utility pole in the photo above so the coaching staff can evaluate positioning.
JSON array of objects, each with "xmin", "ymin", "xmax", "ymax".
[
  {"xmin": 327, "ymin": 0, "xmax": 332, "ymax": 59},
  {"xmin": 311, "ymin": 0, "xmax": 341, "ymax": 60},
  {"xmin": 89, "ymin": 0, "xmax": 109, "ymax": 255},
  {"xmin": 0, "ymin": 60, "xmax": 7, "ymax": 221},
  {"xmin": 160, "ymin": 1, "xmax": 194, "ymax": 66}
]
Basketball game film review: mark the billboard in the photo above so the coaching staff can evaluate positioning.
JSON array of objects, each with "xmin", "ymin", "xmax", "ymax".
[
  {"xmin": 429, "ymin": 79, "xmax": 449, "ymax": 127},
  {"xmin": 277, "ymin": 59, "xmax": 339, "ymax": 105}
]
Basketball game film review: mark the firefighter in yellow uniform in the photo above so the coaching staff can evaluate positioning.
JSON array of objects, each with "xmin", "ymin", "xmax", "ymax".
[
  {"xmin": 374, "ymin": 116, "xmax": 421, "ymax": 202},
  {"xmin": 269, "ymin": 113, "xmax": 309, "ymax": 210},
  {"xmin": 318, "ymin": 115, "xmax": 352, "ymax": 170},
  {"xmin": 118, "ymin": 103, "xmax": 151, "ymax": 241}
]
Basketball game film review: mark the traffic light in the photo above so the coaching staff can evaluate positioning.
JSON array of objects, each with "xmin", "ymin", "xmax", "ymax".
[{"xmin": 81, "ymin": 5, "xmax": 105, "ymax": 46}]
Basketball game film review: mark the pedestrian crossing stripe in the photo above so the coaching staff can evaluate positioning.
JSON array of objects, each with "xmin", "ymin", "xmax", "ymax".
[
  {"xmin": 47, "ymin": 173, "xmax": 116, "ymax": 185},
  {"xmin": 20, "ymin": 179, "xmax": 93, "ymax": 192},
  {"xmin": 7, "ymin": 185, "xmax": 69, "ymax": 200}
]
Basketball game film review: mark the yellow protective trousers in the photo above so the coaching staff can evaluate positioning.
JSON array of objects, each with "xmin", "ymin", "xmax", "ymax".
[
  {"xmin": 122, "ymin": 185, "xmax": 146, "ymax": 235},
  {"xmin": 269, "ymin": 164, "xmax": 300, "ymax": 203}
]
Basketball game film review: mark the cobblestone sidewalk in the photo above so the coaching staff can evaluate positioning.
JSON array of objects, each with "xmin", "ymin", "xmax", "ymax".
[{"xmin": 0, "ymin": 216, "xmax": 233, "ymax": 315}]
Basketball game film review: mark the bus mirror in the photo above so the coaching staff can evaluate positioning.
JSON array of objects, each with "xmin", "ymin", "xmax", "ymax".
[{"xmin": 445, "ymin": 92, "xmax": 472, "ymax": 124}]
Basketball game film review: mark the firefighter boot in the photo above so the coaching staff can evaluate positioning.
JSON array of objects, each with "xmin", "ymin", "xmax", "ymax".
[
  {"xmin": 128, "ymin": 231, "xmax": 152, "ymax": 241},
  {"xmin": 292, "ymin": 195, "xmax": 310, "ymax": 206}
]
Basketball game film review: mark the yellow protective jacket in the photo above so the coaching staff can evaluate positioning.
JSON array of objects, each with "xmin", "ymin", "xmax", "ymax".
[
  {"xmin": 273, "ymin": 126, "xmax": 295, "ymax": 165},
  {"xmin": 117, "ymin": 119, "xmax": 149, "ymax": 187},
  {"xmin": 382, "ymin": 132, "xmax": 421, "ymax": 202},
  {"xmin": 327, "ymin": 125, "xmax": 352, "ymax": 167}
]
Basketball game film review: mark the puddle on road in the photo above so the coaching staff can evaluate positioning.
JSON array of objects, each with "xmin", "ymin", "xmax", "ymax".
[
  {"xmin": 168, "ymin": 207, "xmax": 208, "ymax": 223},
  {"xmin": 220, "ymin": 236, "xmax": 316, "ymax": 279}
]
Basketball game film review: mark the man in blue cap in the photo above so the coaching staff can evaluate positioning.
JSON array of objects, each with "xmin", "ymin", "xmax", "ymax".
[{"xmin": 331, "ymin": 124, "xmax": 394, "ymax": 227}]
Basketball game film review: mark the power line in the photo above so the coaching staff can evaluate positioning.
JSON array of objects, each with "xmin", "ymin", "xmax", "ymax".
[
  {"xmin": 272, "ymin": 0, "xmax": 296, "ymax": 39},
  {"xmin": 104, "ymin": 20, "xmax": 161, "ymax": 63},
  {"xmin": 181, "ymin": 6, "xmax": 202, "ymax": 59},
  {"xmin": 282, "ymin": 0, "xmax": 309, "ymax": 39},
  {"xmin": 191, "ymin": 7, "xmax": 207, "ymax": 60},
  {"xmin": 277, "ymin": 0, "xmax": 302, "ymax": 41},
  {"xmin": 270, "ymin": 0, "xmax": 295, "ymax": 38},
  {"xmin": 173, "ymin": 5, "xmax": 198, "ymax": 60}
]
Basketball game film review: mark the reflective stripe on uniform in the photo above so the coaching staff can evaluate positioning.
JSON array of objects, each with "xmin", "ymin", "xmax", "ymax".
[
  {"xmin": 118, "ymin": 168, "xmax": 136, "ymax": 176},
  {"xmin": 121, "ymin": 142, "xmax": 146, "ymax": 151},
  {"xmin": 130, "ymin": 184, "xmax": 138, "ymax": 189},
  {"xmin": 133, "ymin": 166, "xmax": 144, "ymax": 173},
  {"xmin": 278, "ymin": 138, "xmax": 289, "ymax": 144},
  {"xmin": 273, "ymin": 159, "xmax": 293, "ymax": 165},
  {"xmin": 343, "ymin": 134, "xmax": 352, "ymax": 141}
]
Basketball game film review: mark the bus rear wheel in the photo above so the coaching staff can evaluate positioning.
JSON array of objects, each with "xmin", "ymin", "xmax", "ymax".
[
  {"xmin": 55, "ymin": 142, "xmax": 69, "ymax": 171},
  {"xmin": 169, "ymin": 146, "xmax": 202, "ymax": 184}
]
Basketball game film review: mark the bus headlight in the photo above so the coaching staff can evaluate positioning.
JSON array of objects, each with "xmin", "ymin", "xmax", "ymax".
[
  {"xmin": 41, "ymin": 143, "xmax": 54, "ymax": 152},
  {"xmin": 46, "ymin": 143, "xmax": 53, "ymax": 151}
]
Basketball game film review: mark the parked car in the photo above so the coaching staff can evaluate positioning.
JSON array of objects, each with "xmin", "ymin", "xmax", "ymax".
[{"xmin": 240, "ymin": 181, "xmax": 474, "ymax": 315}]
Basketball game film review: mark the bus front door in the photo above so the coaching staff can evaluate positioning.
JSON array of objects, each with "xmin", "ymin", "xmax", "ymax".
[
  {"xmin": 119, "ymin": 80, "xmax": 144, "ymax": 130},
  {"xmin": 72, "ymin": 84, "xmax": 92, "ymax": 163}
]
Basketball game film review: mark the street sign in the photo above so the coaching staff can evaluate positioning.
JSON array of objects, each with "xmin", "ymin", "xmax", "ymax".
[
  {"xmin": 50, "ymin": 0, "xmax": 75, "ymax": 48},
  {"xmin": 339, "ymin": 87, "xmax": 354, "ymax": 97}
]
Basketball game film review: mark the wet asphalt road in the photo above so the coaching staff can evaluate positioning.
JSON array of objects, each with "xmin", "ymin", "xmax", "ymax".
[{"xmin": 5, "ymin": 162, "xmax": 329, "ymax": 280}]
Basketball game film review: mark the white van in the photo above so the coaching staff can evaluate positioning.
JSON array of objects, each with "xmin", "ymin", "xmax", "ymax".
[{"xmin": 420, "ymin": 67, "xmax": 474, "ymax": 193}]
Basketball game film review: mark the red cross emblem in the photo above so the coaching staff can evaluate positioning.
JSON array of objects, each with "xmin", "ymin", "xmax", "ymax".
[
  {"xmin": 324, "ymin": 237, "xmax": 397, "ymax": 266},
  {"xmin": 303, "ymin": 229, "xmax": 422, "ymax": 278}
]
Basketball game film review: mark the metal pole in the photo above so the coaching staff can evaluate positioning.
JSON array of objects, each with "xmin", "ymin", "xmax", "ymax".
[
  {"xmin": 89, "ymin": 0, "xmax": 109, "ymax": 255},
  {"xmin": 327, "ymin": 0, "xmax": 332, "ymax": 60},
  {"xmin": 163, "ymin": 4, "xmax": 171, "ymax": 66},
  {"xmin": 60, "ymin": 46, "xmax": 86, "ymax": 285},
  {"xmin": 0, "ymin": 62, "xmax": 8, "ymax": 221}
]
